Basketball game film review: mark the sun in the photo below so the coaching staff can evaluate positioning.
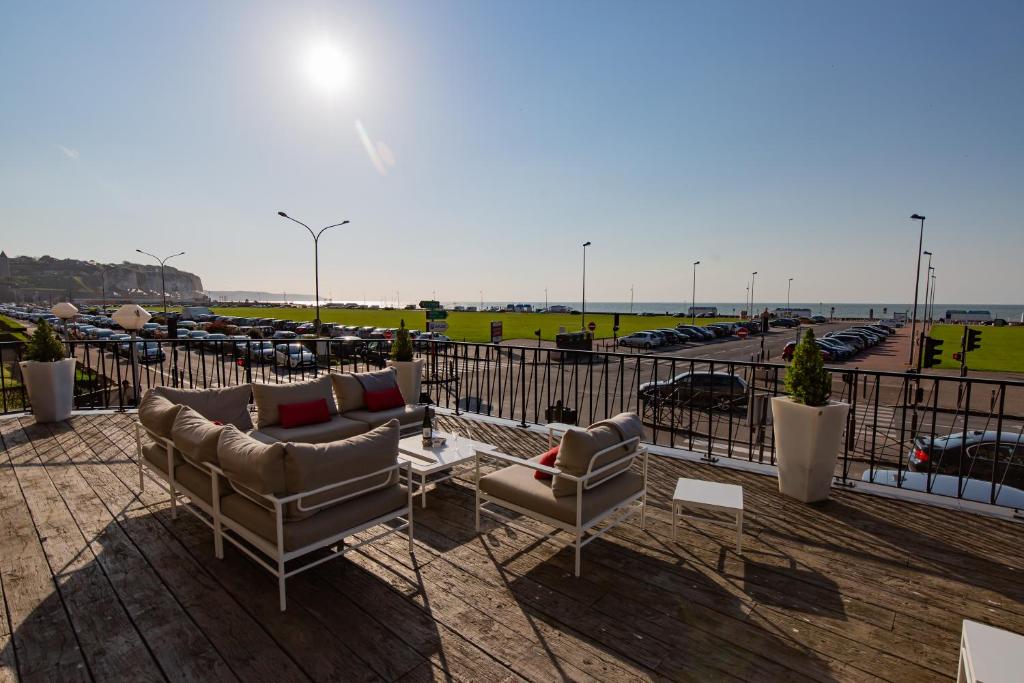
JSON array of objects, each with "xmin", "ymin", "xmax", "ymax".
[{"xmin": 303, "ymin": 40, "xmax": 353, "ymax": 94}]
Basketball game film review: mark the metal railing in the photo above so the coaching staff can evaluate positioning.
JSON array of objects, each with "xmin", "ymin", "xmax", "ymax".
[{"xmin": 2, "ymin": 337, "xmax": 1022, "ymax": 510}]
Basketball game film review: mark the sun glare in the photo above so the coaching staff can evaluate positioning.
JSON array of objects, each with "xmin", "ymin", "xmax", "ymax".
[{"xmin": 303, "ymin": 40, "xmax": 353, "ymax": 94}]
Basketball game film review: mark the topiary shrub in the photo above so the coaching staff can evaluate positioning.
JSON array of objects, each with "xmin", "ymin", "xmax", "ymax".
[
  {"xmin": 390, "ymin": 319, "xmax": 414, "ymax": 362},
  {"xmin": 784, "ymin": 328, "xmax": 831, "ymax": 406},
  {"xmin": 25, "ymin": 321, "xmax": 67, "ymax": 363}
]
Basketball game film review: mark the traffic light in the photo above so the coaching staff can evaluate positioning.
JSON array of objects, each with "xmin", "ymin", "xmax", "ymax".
[
  {"xmin": 966, "ymin": 328, "xmax": 982, "ymax": 352},
  {"xmin": 922, "ymin": 337, "xmax": 943, "ymax": 368}
]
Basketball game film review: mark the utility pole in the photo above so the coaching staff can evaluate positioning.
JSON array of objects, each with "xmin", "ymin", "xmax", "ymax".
[
  {"xmin": 135, "ymin": 249, "xmax": 185, "ymax": 313},
  {"xmin": 278, "ymin": 211, "xmax": 349, "ymax": 332},
  {"xmin": 908, "ymin": 213, "xmax": 926, "ymax": 365}
]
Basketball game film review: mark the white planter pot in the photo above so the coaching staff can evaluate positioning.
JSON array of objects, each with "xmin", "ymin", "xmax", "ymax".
[
  {"xmin": 770, "ymin": 396, "xmax": 850, "ymax": 503},
  {"xmin": 19, "ymin": 358, "xmax": 76, "ymax": 423},
  {"xmin": 387, "ymin": 358, "xmax": 426, "ymax": 404}
]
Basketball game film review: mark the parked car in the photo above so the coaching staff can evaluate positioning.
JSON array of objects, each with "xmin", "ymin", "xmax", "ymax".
[
  {"xmin": 782, "ymin": 341, "xmax": 831, "ymax": 361},
  {"xmin": 133, "ymin": 340, "xmax": 166, "ymax": 363},
  {"xmin": 676, "ymin": 325, "xmax": 715, "ymax": 341},
  {"xmin": 618, "ymin": 331, "xmax": 662, "ymax": 350},
  {"xmin": 272, "ymin": 330, "xmax": 297, "ymax": 340},
  {"xmin": 810, "ymin": 315, "xmax": 828, "ymax": 323},
  {"xmin": 275, "ymin": 343, "xmax": 316, "ymax": 368},
  {"xmin": 654, "ymin": 329, "xmax": 686, "ymax": 345},
  {"xmin": 862, "ymin": 469, "xmax": 1024, "ymax": 508},
  {"xmin": 414, "ymin": 333, "xmax": 451, "ymax": 350},
  {"xmin": 639, "ymin": 372, "xmax": 749, "ymax": 412},
  {"xmin": 908, "ymin": 430, "xmax": 1024, "ymax": 489},
  {"xmin": 238, "ymin": 340, "xmax": 275, "ymax": 364}
]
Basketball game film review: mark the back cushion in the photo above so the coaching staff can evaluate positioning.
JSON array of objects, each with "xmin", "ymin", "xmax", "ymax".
[
  {"xmin": 331, "ymin": 373, "xmax": 367, "ymax": 412},
  {"xmin": 251, "ymin": 375, "xmax": 337, "ymax": 429},
  {"xmin": 171, "ymin": 407, "xmax": 226, "ymax": 466},
  {"xmin": 551, "ymin": 424, "xmax": 622, "ymax": 497},
  {"xmin": 364, "ymin": 386, "xmax": 405, "ymax": 412},
  {"xmin": 283, "ymin": 419, "xmax": 401, "ymax": 514},
  {"xmin": 355, "ymin": 368, "xmax": 399, "ymax": 393},
  {"xmin": 279, "ymin": 399, "xmax": 331, "ymax": 428},
  {"xmin": 217, "ymin": 426, "xmax": 287, "ymax": 503},
  {"xmin": 154, "ymin": 385, "xmax": 253, "ymax": 430},
  {"xmin": 138, "ymin": 389, "xmax": 182, "ymax": 439}
]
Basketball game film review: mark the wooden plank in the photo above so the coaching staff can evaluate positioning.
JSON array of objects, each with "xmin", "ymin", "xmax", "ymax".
[
  {"xmin": 0, "ymin": 419, "xmax": 89, "ymax": 682},
  {"xmin": 49, "ymin": 419, "xmax": 310, "ymax": 683}
]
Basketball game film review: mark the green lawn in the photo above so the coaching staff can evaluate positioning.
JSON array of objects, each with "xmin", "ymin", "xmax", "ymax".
[
  {"xmin": 0, "ymin": 315, "xmax": 28, "ymax": 342},
  {"xmin": 928, "ymin": 324, "xmax": 1024, "ymax": 373},
  {"xmin": 203, "ymin": 306, "xmax": 740, "ymax": 343}
]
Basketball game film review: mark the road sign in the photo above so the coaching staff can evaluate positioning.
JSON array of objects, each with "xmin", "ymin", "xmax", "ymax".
[
  {"xmin": 426, "ymin": 309, "xmax": 448, "ymax": 320},
  {"xmin": 384, "ymin": 330, "xmax": 393, "ymax": 340},
  {"xmin": 490, "ymin": 321, "xmax": 503, "ymax": 344},
  {"xmin": 419, "ymin": 300, "xmax": 441, "ymax": 309},
  {"xmin": 587, "ymin": 321, "xmax": 596, "ymax": 332},
  {"xmin": 737, "ymin": 327, "xmax": 749, "ymax": 339},
  {"xmin": 427, "ymin": 321, "xmax": 449, "ymax": 332}
]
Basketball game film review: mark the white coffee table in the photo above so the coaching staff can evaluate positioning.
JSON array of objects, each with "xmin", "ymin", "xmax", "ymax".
[
  {"xmin": 398, "ymin": 432, "xmax": 496, "ymax": 507},
  {"xmin": 959, "ymin": 619, "xmax": 1024, "ymax": 682},
  {"xmin": 672, "ymin": 478, "xmax": 744, "ymax": 553}
]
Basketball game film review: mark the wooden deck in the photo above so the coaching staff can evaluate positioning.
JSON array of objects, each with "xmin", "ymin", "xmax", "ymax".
[{"xmin": 1, "ymin": 413, "xmax": 1022, "ymax": 682}]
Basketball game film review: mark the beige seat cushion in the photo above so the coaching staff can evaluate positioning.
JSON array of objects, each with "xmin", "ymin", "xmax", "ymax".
[
  {"xmin": 344, "ymin": 404, "xmax": 426, "ymax": 430},
  {"xmin": 138, "ymin": 390, "xmax": 182, "ymax": 439},
  {"xmin": 552, "ymin": 413, "xmax": 644, "ymax": 497},
  {"xmin": 480, "ymin": 463, "xmax": 644, "ymax": 526},
  {"xmin": 141, "ymin": 440, "xmax": 181, "ymax": 474},
  {"xmin": 251, "ymin": 375, "xmax": 337, "ymax": 429},
  {"xmin": 220, "ymin": 484, "xmax": 409, "ymax": 552},
  {"xmin": 281, "ymin": 420, "xmax": 401, "ymax": 511},
  {"xmin": 257, "ymin": 414, "xmax": 367, "ymax": 444},
  {"xmin": 153, "ymin": 385, "xmax": 254, "ymax": 430},
  {"xmin": 140, "ymin": 443, "xmax": 219, "ymax": 504},
  {"xmin": 171, "ymin": 407, "xmax": 226, "ymax": 466},
  {"xmin": 331, "ymin": 373, "xmax": 367, "ymax": 412}
]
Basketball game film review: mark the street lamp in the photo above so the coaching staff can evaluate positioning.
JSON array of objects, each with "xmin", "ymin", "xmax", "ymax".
[
  {"xmin": 908, "ymin": 213, "xmax": 926, "ymax": 365},
  {"xmin": 787, "ymin": 277, "xmax": 794, "ymax": 312},
  {"xmin": 51, "ymin": 302, "xmax": 78, "ymax": 357},
  {"xmin": 691, "ymin": 261, "xmax": 701, "ymax": 325},
  {"xmin": 581, "ymin": 241, "xmax": 591, "ymax": 330},
  {"xmin": 922, "ymin": 251, "xmax": 933, "ymax": 329},
  {"xmin": 112, "ymin": 304, "xmax": 151, "ymax": 408},
  {"xmin": 135, "ymin": 249, "xmax": 185, "ymax": 314},
  {"xmin": 750, "ymin": 272, "xmax": 758, "ymax": 319},
  {"xmin": 277, "ymin": 211, "xmax": 349, "ymax": 332}
]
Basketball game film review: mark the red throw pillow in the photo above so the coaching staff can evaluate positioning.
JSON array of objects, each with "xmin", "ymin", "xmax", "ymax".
[
  {"xmin": 534, "ymin": 446, "xmax": 559, "ymax": 480},
  {"xmin": 364, "ymin": 385, "xmax": 406, "ymax": 412},
  {"xmin": 279, "ymin": 399, "xmax": 331, "ymax": 428}
]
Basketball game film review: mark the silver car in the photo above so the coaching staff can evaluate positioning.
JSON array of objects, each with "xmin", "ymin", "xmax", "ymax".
[{"xmin": 275, "ymin": 343, "xmax": 316, "ymax": 368}]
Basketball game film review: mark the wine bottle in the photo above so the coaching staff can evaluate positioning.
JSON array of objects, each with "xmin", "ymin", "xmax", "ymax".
[{"xmin": 422, "ymin": 406, "xmax": 433, "ymax": 446}]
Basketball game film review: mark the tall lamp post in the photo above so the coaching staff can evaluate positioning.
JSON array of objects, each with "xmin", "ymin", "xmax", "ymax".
[
  {"xmin": 787, "ymin": 277, "xmax": 794, "ymax": 312},
  {"xmin": 581, "ymin": 241, "xmax": 591, "ymax": 330},
  {"xmin": 112, "ymin": 304, "xmax": 151, "ymax": 408},
  {"xmin": 277, "ymin": 212, "xmax": 349, "ymax": 332},
  {"xmin": 750, "ymin": 272, "xmax": 758, "ymax": 319},
  {"xmin": 135, "ymin": 249, "xmax": 185, "ymax": 314},
  {"xmin": 908, "ymin": 213, "xmax": 926, "ymax": 365},
  {"xmin": 690, "ymin": 261, "xmax": 700, "ymax": 325},
  {"xmin": 921, "ymin": 251, "xmax": 933, "ymax": 330}
]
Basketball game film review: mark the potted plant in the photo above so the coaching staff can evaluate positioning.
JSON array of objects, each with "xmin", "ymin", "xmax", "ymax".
[
  {"xmin": 770, "ymin": 328, "xmax": 849, "ymax": 502},
  {"xmin": 19, "ymin": 320, "xmax": 76, "ymax": 423},
  {"xmin": 387, "ymin": 319, "xmax": 425, "ymax": 404}
]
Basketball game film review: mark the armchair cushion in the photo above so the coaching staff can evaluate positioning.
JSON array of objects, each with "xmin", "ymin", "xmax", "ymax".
[
  {"xmin": 153, "ymin": 385, "xmax": 253, "ymax": 430},
  {"xmin": 551, "ymin": 412, "xmax": 644, "ymax": 497},
  {"xmin": 172, "ymin": 407, "xmax": 226, "ymax": 466},
  {"xmin": 479, "ymin": 461, "xmax": 643, "ymax": 526},
  {"xmin": 138, "ymin": 390, "xmax": 182, "ymax": 439},
  {"xmin": 251, "ymin": 375, "xmax": 337, "ymax": 429}
]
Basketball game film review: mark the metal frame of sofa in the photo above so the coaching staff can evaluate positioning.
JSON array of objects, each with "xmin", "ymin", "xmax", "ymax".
[
  {"xmin": 135, "ymin": 420, "xmax": 414, "ymax": 610},
  {"xmin": 474, "ymin": 436, "xmax": 648, "ymax": 576}
]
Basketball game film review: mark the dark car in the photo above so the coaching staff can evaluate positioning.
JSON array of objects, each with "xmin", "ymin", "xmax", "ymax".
[
  {"xmin": 676, "ymin": 325, "xmax": 715, "ymax": 341},
  {"xmin": 909, "ymin": 431, "xmax": 1024, "ymax": 489},
  {"xmin": 654, "ymin": 328, "xmax": 686, "ymax": 344},
  {"xmin": 826, "ymin": 333, "xmax": 866, "ymax": 352},
  {"xmin": 638, "ymin": 372, "xmax": 749, "ymax": 413},
  {"xmin": 816, "ymin": 337, "xmax": 855, "ymax": 360}
]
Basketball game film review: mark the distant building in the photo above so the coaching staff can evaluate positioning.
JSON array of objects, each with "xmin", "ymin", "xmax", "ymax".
[
  {"xmin": 943, "ymin": 309, "xmax": 992, "ymax": 323},
  {"xmin": 773, "ymin": 307, "xmax": 812, "ymax": 319},
  {"xmin": 687, "ymin": 306, "xmax": 718, "ymax": 317},
  {"xmin": 547, "ymin": 304, "xmax": 571, "ymax": 313}
]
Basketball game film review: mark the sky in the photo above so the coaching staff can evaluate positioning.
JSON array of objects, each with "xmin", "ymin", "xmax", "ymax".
[{"xmin": 1, "ymin": 0, "xmax": 1022, "ymax": 305}]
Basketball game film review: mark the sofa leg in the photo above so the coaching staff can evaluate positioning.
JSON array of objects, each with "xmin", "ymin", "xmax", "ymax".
[
  {"xmin": 278, "ymin": 565, "xmax": 287, "ymax": 611},
  {"xmin": 213, "ymin": 522, "xmax": 224, "ymax": 559},
  {"xmin": 640, "ymin": 496, "xmax": 647, "ymax": 531},
  {"xmin": 169, "ymin": 483, "xmax": 177, "ymax": 519},
  {"xmin": 574, "ymin": 534, "xmax": 582, "ymax": 577}
]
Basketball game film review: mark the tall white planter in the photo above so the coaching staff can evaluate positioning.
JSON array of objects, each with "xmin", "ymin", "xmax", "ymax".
[
  {"xmin": 19, "ymin": 358, "xmax": 76, "ymax": 423},
  {"xmin": 387, "ymin": 358, "xmax": 426, "ymax": 404},
  {"xmin": 770, "ymin": 397, "xmax": 849, "ymax": 503}
]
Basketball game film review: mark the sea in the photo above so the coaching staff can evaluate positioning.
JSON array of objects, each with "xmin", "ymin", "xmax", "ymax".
[{"xmin": 207, "ymin": 292, "xmax": 1023, "ymax": 321}]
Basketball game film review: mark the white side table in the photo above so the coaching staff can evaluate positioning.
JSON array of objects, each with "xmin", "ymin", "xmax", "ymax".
[
  {"xmin": 959, "ymin": 619, "xmax": 1024, "ymax": 682},
  {"xmin": 672, "ymin": 478, "xmax": 744, "ymax": 553}
]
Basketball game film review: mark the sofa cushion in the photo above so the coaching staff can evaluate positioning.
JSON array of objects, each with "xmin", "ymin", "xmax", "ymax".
[
  {"xmin": 331, "ymin": 373, "xmax": 367, "ymax": 413},
  {"xmin": 551, "ymin": 413, "xmax": 644, "ymax": 497},
  {"xmin": 281, "ymin": 420, "xmax": 401, "ymax": 512},
  {"xmin": 479, "ymin": 463, "xmax": 644, "ymax": 526},
  {"xmin": 141, "ymin": 440, "xmax": 181, "ymax": 474},
  {"xmin": 355, "ymin": 367, "xmax": 399, "ymax": 393},
  {"xmin": 153, "ymin": 385, "xmax": 253, "ymax": 430},
  {"xmin": 279, "ymin": 398, "xmax": 331, "ymax": 428},
  {"xmin": 174, "ymin": 462, "xmax": 216, "ymax": 505},
  {"xmin": 365, "ymin": 385, "xmax": 405, "ymax": 412},
  {"xmin": 220, "ymin": 484, "xmax": 409, "ymax": 552},
  {"xmin": 217, "ymin": 426, "xmax": 287, "ymax": 499},
  {"xmin": 344, "ymin": 404, "xmax": 426, "ymax": 430},
  {"xmin": 257, "ymin": 414, "xmax": 367, "ymax": 444},
  {"xmin": 251, "ymin": 375, "xmax": 337, "ymax": 429},
  {"xmin": 171, "ymin": 407, "xmax": 226, "ymax": 466},
  {"xmin": 138, "ymin": 390, "xmax": 183, "ymax": 439}
]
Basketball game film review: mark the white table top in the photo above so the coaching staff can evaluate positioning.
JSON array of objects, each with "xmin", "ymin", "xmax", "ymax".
[
  {"xmin": 673, "ymin": 477, "xmax": 744, "ymax": 511},
  {"xmin": 962, "ymin": 619, "xmax": 1024, "ymax": 682},
  {"xmin": 398, "ymin": 431, "xmax": 495, "ymax": 475}
]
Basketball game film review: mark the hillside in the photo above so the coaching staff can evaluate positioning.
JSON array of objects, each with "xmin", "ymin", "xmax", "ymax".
[{"xmin": 2, "ymin": 254, "xmax": 205, "ymax": 301}]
